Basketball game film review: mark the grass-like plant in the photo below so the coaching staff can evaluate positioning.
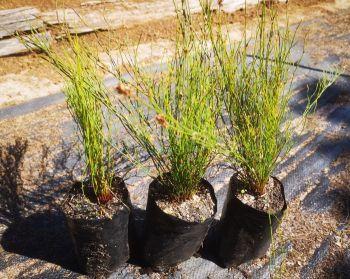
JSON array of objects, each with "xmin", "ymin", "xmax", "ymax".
[
  {"xmin": 202, "ymin": 2, "xmax": 338, "ymax": 195},
  {"xmin": 25, "ymin": 33, "xmax": 115, "ymax": 203},
  {"xmin": 101, "ymin": 16, "xmax": 219, "ymax": 199}
]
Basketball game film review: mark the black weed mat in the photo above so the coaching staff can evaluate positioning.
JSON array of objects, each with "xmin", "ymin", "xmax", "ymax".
[
  {"xmin": 0, "ymin": 77, "xmax": 348, "ymax": 279},
  {"xmin": 1, "ymin": 210, "xmax": 80, "ymax": 273},
  {"xmin": 1, "ymin": 14, "xmax": 350, "ymax": 279}
]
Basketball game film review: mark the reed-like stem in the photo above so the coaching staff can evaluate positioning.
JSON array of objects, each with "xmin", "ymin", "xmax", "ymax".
[
  {"xmin": 201, "ymin": 1, "xmax": 338, "ymax": 195},
  {"xmin": 24, "ymin": 33, "xmax": 116, "ymax": 203}
]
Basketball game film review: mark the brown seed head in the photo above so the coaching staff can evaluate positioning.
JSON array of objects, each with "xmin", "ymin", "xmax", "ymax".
[
  {"xmin": 155, "ymin": 114, "xmax": 168, "ymax": 128},
  {"xmin": 115, "ymin": 83, "xmax": 132, "ymax": 97}
]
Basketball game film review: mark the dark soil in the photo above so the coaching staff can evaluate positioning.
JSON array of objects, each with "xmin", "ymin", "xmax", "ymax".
[
  {"xmin": 235, "ymin": 176, "xmax": 285, "ymax": 214},
  {"xmin": 151, "ymin": 178, "xmax": 215, "ymax": 223},
  {"xmin": 63, "ymin": 177, "xmax": 130, "ymax": 220}
]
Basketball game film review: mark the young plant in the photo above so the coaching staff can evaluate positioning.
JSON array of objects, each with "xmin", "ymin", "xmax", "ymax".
[
  {"xmin": 205, "ymin": 3, "xmax": 338, "ymax": 195},
  {"xmin": 103, "ymin": 28, "xmax": 219, "ymax": 199},
  {"xmin": 25, "ymin": 34, "xmax": 115, "ymax": 203}
]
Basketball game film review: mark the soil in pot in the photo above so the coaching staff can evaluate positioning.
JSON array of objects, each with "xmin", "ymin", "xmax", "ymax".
[
  {"xmin": 142, "ymin": 177, "xmax": 217, "ymax": 270},
  {"xmin": 62, "ymin": 177, "xmax": 131, "ymax": 278},
  {"xmin": 215, "ymin": 174, "xmax": 287, "ymax": 268}
]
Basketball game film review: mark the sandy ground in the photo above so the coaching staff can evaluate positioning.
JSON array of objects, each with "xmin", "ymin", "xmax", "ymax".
[
  {"xmin": 0, "ymin": 0, "xmax": 117, "ymax": 11},
  {"xmin": 0, "ymin": 0, "xmax": 345, "ymax": 108},
  {"xmin": 0, "ymin": 0, "xmax": 153, "ymax": 11},
  {"xmin": 0, "ymin": 1, "xmax": 349, "ymax": 278}
]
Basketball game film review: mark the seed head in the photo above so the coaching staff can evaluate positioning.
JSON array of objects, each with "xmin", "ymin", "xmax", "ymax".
[
  {"xmin": 155, "ymin": 114, "xmax": 168, "ymax": 128},
  {"xmin": 115, "ymin": 83, "xmax": 132, "ymax": 97}
]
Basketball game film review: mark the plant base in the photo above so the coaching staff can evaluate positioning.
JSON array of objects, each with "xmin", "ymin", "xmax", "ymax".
[
  {"xmin": 216, "ymin": 174, "xmax": 287, "ymax": 268},
  {"xmin": 62, "ymin": 178, "xmax": 131, "ymax": 278},
  {"xmin": 143, "ymin": 177, "xmax": 217, "ymax": 270}
]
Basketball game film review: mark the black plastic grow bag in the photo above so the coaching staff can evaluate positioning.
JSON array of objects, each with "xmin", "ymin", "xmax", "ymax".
[
  {"xmin": 142, "ymin": 177, "xmax": 217, "ymax": 270},
  {"xmin": 216, "ymin": 174, "xmax": 287, "ymax": 268},
  {"xmin": 63, "ymin": 178, "xmax": 131, "ymax": 278}
]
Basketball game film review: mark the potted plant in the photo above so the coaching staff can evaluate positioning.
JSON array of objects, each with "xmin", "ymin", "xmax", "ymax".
[
  {"xmin": 201, "ymin": 3, "xmax": 338, "ymax": 267},
  {"xmin": 25, "ymin": 34, "xmax": 131, "ymax": 277},
  {"xmin": 99, "ymin": 23, "xmax": 220, "ymax": 269}
]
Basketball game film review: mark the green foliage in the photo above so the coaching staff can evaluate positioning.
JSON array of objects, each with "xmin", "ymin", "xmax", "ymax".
[
  {"xmin": 23, "ymin": 0, "xmax": 339, "ymax": 201},
  {"xmin": 101, "ymin": 16, "xmax": 220, "ymax": 199},
  {"xmin": 203, "ymin": 2, "xmax": 338, "ymax": 194},
  {"xmin": 25, "ymin": 33, "xmax": 115, "ymax": 202}
]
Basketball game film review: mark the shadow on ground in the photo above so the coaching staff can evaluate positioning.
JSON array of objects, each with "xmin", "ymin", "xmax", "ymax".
[
  {"xmin": 0, "ymin": 76, "xmax": 349, "ymax": 277},
  {"xmin": 280, "ymin": 77, "xmax": 350, "ymax": 220},
  {"xmin": 0, "ymin": 138, "xmax": 28, "ymax": 225},
  {"xmin": 290, "ymin": 76, "xmax": 348, "ymax": 115},
  {"xmin": 1, "ymin": 210, "xmax": 80, "ymax": 273},
  {"xmin": 326, "ymin": 250, "xmax": 350, "ymax": 278},
  {"xmin": 0, "ymin": 138, "xmax": 81, "ymax": 273}
]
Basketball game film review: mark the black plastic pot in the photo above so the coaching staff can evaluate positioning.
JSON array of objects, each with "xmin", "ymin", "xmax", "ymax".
[
  {"xmin": 143, "ymin": 177, "xmax": 217, "ymax": 270},
  {"xmin": 62, "ymin": 177, "xmax": 131, "ymax": 278},
  {"xmin": 216, "ymin": 174, "xmax": 287, "ymax": 268}
]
